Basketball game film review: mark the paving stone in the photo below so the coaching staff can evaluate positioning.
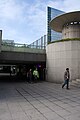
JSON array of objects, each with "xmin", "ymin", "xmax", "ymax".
[{"xmin": 0, "ymin": 82, "xmax": 80, "ymax": 120}]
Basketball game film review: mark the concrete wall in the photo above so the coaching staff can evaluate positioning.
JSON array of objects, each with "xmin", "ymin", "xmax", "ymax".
[
  {"xmin": 0, "ymin": 42, "xmax": 46, "ymax": 64},
  {"xmin": 0, "ymin": 51, "xmax": 46, "ymax": 64},
  {"xmin": 62, "ymin": 24, "xmax": 80, "ymax": 39},
  {"xmin": 46, "ymin": 40, "xmax": 80, "ymax": 83}
]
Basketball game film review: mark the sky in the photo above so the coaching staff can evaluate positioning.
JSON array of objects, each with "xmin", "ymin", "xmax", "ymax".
[{"xmin": 0, "ymin": 0, "xmax": 80, "ymax": 44}]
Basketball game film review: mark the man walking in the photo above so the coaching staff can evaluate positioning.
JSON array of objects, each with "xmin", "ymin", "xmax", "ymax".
[
  {"xmin": 28, "ymin": 69, "xmax": 33, "ymax": 83},
  {"xmin": 62, "ymin": 68, "xmax": 70, "ymax": 89}
]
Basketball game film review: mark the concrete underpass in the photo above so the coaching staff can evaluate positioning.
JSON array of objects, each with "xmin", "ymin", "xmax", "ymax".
[{"xmin": 0, "ymin": 43, "xmax": 46, "ymax": 82}]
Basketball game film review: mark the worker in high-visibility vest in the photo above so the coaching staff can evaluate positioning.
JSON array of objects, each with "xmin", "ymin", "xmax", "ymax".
[{"xmin": 33, "ymin": 68, "xmax": 39, "ymax": 82}]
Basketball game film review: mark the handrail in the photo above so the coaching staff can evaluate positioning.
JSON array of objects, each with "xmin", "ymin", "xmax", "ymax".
[{"xmin": 1, "ymin": 42, "xmax": 45, "ymax": 49}]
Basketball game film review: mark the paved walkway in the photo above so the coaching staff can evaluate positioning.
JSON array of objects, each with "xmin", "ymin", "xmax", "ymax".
[{"xmin": 0, "ymin": 81, "xmax": 80, "ymax": 120}]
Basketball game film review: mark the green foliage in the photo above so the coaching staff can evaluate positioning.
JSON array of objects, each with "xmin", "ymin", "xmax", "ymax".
[{"xmin": 48, "ymin": 38, "xmax": 80, "ymax": 44}]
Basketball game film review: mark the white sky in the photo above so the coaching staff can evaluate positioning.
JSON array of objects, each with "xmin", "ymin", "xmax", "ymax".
[{"xmin": 0, "ymin": 0, "xmax": 80, "ymax": 44}]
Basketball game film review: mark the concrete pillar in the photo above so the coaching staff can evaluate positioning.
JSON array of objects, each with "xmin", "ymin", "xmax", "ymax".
[
  {"xmin": 62, "ymin": 24, "xmax": 80, "ymax": 39},
  {"xmin": 46, "ymin": 40, "xmax": 80, "ymax": 83}
]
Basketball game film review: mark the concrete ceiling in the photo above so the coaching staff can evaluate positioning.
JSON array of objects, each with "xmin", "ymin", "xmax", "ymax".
[{"xmin": 49, "ymin": 11, "xmax": 80, "ymax": 32}]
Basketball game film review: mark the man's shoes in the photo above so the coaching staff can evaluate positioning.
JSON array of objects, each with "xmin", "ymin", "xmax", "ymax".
[
  {"xmin": 62, "ymin": 84, "xmax": 64, "ymax": 88},
  {"xmin": 66, "ymin": 88, "xmax": 70, "ymax": 90}
]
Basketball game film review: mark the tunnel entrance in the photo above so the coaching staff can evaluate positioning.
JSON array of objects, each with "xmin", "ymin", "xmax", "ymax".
[{"xmin": 0, "ymin": 62, "xmax": 46, "ymax": 83}]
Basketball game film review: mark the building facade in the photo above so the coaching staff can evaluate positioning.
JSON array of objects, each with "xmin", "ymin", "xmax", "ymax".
[
  {"xmin": 0, "ymin": 30, "xmax": 2, "ymax": 52},
  {"xmin": 47, "ymin": 7, "xmax": 65, "ymax": 43}
]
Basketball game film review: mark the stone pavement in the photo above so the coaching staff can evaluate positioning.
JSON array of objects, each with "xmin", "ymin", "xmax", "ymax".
[{"xmin": 0, "ymin": 81, "xmax": 80, "ymax": 120}]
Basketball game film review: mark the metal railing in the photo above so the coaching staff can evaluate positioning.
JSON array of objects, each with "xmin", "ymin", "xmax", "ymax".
[
  {"xmin": 1, "ymin": 42, "xmax": 45, "ymax": 49},
  {"xmin": 2, "ymin": 33, "xmax": 63, "ymax": 50}
]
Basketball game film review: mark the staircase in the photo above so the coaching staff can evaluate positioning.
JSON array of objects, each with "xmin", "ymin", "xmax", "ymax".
[{"xmin": 70, "ymin": 79, "xmax": 80, "ymax": 88}]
